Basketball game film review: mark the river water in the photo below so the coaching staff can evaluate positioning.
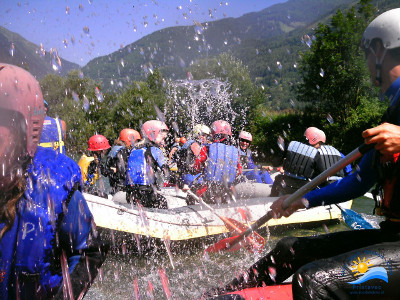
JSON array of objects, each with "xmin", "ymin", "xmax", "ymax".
[{"xmin": 84, "ymin": 194, "xmax": 380, "ymax": 300}]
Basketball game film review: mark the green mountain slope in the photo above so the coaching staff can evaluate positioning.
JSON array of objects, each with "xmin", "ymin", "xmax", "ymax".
[
  {"xmin": 82, "ymin": 0, "xmax": 355, "ymax": 92},
  {"xmin": 0, "ymin": 26, "xmax": 79, "ymax": 79}
]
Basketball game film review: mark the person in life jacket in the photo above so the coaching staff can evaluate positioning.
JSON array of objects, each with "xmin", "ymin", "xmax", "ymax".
[
  {"xmin": 38, "ymin": 99, "xmax": 67, "ymax": 154},
  {"xmin": 207, "ymin": 9, "xmax": 400, "ymax": 300},
  {"xmin": 126, "ymin": 120, "xmax": 170, "ymax": 208},
  {"xmin": 192, "ymin": 120, "xmax": 241, "ymax": 204},
  {"xmin": 270, "ymin": 127, "xmax": 348, "ymax": 196},
  {"xmin": 104, "ymin": 128, "xmax": 141, "ymax": 195},
  {"xmin": 78, "ymin": 134, "xmax": 111, "ymax": 198},
  {"xmin": 177, "ymin": 124, "xmax": 211, "ymax": 191},
  {"xmin": 0, "ymin": 63, "xmax": 108, "ymax": 300},
  {"xmin": 236, "ymin": 130, "xmax": 273, "ymax": 185}
]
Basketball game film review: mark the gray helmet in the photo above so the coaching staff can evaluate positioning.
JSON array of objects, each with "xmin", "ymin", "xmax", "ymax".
[{"xmin": 362, "ymin": 8, "xmax": 400, "ymax": 50}]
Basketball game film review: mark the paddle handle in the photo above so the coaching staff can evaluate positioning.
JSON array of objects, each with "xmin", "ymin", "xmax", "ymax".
[{"xmin": 230, "ymin": 143, "xmax": 375, "ymax": 246}]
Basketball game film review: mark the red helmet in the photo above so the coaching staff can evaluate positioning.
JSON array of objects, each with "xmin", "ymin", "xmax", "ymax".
[
  {"xmin": 0, "ymin": 63, "xmax": 45, "ymax": 157},
  {"xmin": 211, "ymin": 120, "xmax": 232, "ymax": 136},
  {"xmin": 141, "ymin": 120, "xmax": 169, "ymax": 144},
  {"xmin": 120, "ymin": 128, "xmax": 141, "ymax": 146},
  {"xmin": 88, "ymin": 134, "xmax": 111, "ymax": 151},
  {"xmin": 304, "ymin": 127, "xmax": 326, "ymax": 145},
  {"xmin": 179, "ymin": 137, "xmax": 187, "ymax": 145},
  {"xmin": 239, "ymin": 131, "xmax": 253, "ymax": 142}
]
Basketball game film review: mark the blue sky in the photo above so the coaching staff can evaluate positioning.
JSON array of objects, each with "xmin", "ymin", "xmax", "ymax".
[{"xmin": 1, "ymin": 0, "xmax": 287, "ymax": 66}]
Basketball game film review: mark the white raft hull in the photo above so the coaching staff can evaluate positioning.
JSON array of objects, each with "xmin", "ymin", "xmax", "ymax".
[{"xmin": 84, "ymin": 183, "xmax": 352, "ymax": 241}]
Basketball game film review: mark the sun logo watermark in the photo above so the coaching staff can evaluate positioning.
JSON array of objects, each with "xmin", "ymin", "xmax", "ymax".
[
  {"xmin": 350, "ymin": 257, "xmax": 374, "ymax": 277},
  {"xmin": 343, "ymin": 251, "xmax": 392, "ymax": 296}
]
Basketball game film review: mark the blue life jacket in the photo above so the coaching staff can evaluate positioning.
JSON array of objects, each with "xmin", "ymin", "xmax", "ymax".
[
  {"xmin": 39, "ymin": 116, "xmax": 66, "ymax": 154},
  {"xmin": 238, "ymin": 147, "xmax": 256, "ymax": 169},
  {"xmin": 0, "ymin": 147, "xmax": 86, "ymax": 299},
  {"xmin": 108, "ymin": 145, "xmax": 124, "ymax": 158},
  {"xmin": 205, "ymin": 143, "xmax": 239, "ymax": 184},
  {"xmin": 126, "ymin": 146, "xmax": 166, "ymax": 186}
]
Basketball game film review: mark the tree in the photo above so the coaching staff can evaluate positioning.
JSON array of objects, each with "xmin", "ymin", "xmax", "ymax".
[{"xmin": 296, "ymin": 1, "xmax": 376, "ymax": 125}]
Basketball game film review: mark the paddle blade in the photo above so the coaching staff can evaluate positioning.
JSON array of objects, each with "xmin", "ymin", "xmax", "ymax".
[
  {"xmin": 340, "ymin": 208, "xmax": 374, "ymax": 230},
  {"xmin": 205, "ymin": 218, "xmax": 265, "ymax": 254}
]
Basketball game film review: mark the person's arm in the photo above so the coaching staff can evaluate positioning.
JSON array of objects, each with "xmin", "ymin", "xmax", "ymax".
[
  {"xmin": 306, "ymin": 149, "xmax": 376, "ymax": 207},
  {"xmin": 363, "ymin": 122, "xmax": 400, "ymax": 155},
  {"xmin": 55, "ymin": 190, "xmax": 109, "ymax": 298}
]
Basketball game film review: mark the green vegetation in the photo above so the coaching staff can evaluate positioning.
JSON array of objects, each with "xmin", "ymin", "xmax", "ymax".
[{"xmin": 38, "ymin": 0, "xmax": 394, "ymax": 164}]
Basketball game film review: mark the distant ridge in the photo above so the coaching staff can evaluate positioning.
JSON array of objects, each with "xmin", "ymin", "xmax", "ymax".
[
  {"xmin": 82, "ymin": 0, "xmax": 355, "ymax": 91},
  {"xmin": 0, "ymin": 26, "xmax": 79, "ymax": 79}
]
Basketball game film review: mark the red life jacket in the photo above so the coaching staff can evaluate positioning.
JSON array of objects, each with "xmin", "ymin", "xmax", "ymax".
[{"xmin": 375, "ymin": 152, "xmax": 400, "ymax": 218}]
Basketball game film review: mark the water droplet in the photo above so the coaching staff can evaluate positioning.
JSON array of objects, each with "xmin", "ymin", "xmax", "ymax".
[
  {"xmin": 9, "ymin": 43, "xmax": 15, "ymax": 56},
  {"xmin": 120, "ymin": 59, "xmax": 125, "ymax": 67},
  {"xmin": 95, "ymin": 87, "xmax": 104, "ymax": 102},
  {"xmin": 83, "ymin": 26, "xmax": 90, "ymax": 34},
  {"xmin": 268, "ymin": 267, "xmax": 277, "ymax": 282},
  {"xmin": 301, "ymin": 198, "xmax": 309, "ymax": 208},
  {"xmin": 326, "ymin": 114, "xmax": 334, "ymax": 124},
  {"xmin": 65, "ymin": 6, "xmax": 70, "ymax": 14},
  {"xmin": 63, "ymin": 39, "xmax": 68, "ymax": 48},
  {"xmin": 50, "ymin": 48, "xmax": 62, "ymax": 71},
  {"xmin": 281, "ymin": 179, "xmax": 286, "ymax": 188},
  {"xmin": 256, "ymin": 49, "xmax": 259, "ymax": 55},
  {"xmin": 319, "ymin": 68, "xmax": 325, "ymax": 77},
  {"xmin": 277, "ymin": 136, "xmax": 285, "ymax": 151},
  {"xmin": 290, "ymin": 99, "xmax": 295, "ymax": 108},
  {"xmin": 322, "ymin": 224, "xmax": 330, "ymax": 234},
  {"xmin": 79, "ymin": 3, "xmax": 84, "ymax": 11},
  {"xmin": 297, "ymin": 273, "xmax": 304, "ymax": 287},
  {"xmin": 293, "ymin": 62, "xmax": 297, "ymax": 68},
  {"xmin": 303, "ymin": 34, "xmax": 312, "ymax": 48},
  {"xmin": 277, "ymin": 61, "xmax": 282, "ymax": 70},
  {"xmin": 356, "ymin": 173, "xmax": 362, "ymax": 182}
]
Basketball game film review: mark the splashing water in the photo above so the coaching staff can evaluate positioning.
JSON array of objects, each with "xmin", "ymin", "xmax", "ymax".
[
  {"xmin": 50, "ymin": 48, "xmax": 62, "ymax": 71},
  {"xmin": 326, "ymin": 113, "xmax": 334, "ymax": 124},
  {"xmin": 158, "ymin": 268, "xmax": 173, "ymax": 300},
  {"xmin": 95, "ymin": 87, "xmax": 104, "ymax": 102},
  {"xmin": 277, "ymin": 136, "xmax": 285, "ymax": 151},
  {"xmin": 166, "ymin": 79, "xmax": 245, "ymax": 131},
  {"xmin": 9, "ymin": 43, "xmax": 15, "ymax": 56}
]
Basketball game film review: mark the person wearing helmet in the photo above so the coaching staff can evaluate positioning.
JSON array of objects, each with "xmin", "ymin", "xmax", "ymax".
[
  {"xmin": 270, "ymin": 126, "xmax": 348, "ymax": 196},
  {"xmin": 210, "ymin": 9, "xmax": 400, "ymax": 299},
  {"xmin": 38, "ymin": 99, "xmax": 67, "ymax": 154},
  {"xmin": 176, "ymin": 124, "xmax": 211, "ymax": 193},
  {"xmin": 0, "ymin": 64, "xmax": 108, "ymax": 299},
  {"xmin": 105, "ymin": 129, "xmax": 141, "ymax": 194},
  {"xmin": 126, "ymin": 120, "xmax": 170, "ymax": 208},
  {"xmin": 304, "ymin": 127, "xmax": 352, "ymax": 177},
  {"xmin": 191, "ymin": 120, "xmax": 241, "ymax": 204},
  {"xmin": 236, "ymin": 130, "xmax": 273, "ymax": 185},
  {"xmin": 78, "ymin": 134, "xmax": 111, "ymax": 197}
]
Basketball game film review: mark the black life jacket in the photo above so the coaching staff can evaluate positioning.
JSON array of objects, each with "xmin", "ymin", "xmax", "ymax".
[
  {"xmin": 177, "ymin": 139, "xmax": 196, "ymax": 172},
  {"xmin": 315, "ymin": 145, "xmax": 344, "ymax": 179},
  {"xmin": 283, "ymin": 141, "xmax": 318, "ymax": 179}
]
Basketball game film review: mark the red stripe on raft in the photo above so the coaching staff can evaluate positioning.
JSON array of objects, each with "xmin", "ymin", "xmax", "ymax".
[{"xmin": 227, "ymin": 283, "xmax": 292, "ymax": 300}]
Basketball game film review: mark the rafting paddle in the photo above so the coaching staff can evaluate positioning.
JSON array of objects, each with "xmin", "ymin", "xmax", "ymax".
[
  {"xmin": 335, "ymin": 204, "xmax": 374, "ymax": 230},
  {"xmin": 209, "ymin": 143, "xmax": 375, "ymax": 252},
  {"xmin": 186, "ymin": 190, "xmax": 265, "ymax": 253}
]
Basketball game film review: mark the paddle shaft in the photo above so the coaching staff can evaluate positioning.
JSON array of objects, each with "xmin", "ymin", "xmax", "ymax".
[
  {"xmin": 227, "ymin": 143, "xmax": 375, "ymax": 247},
  {"xmin": 186, "ymin": 190, "xmax": 248, "ymax": 233}
]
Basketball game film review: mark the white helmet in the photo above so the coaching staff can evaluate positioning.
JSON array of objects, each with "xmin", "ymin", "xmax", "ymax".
[
  {"xmin": 362, "ymin": 9, "xmax": 400, "ymax": 85},
  {"xmin": 192, "ymin": 124, "xmax": 211, "ymax": 137},
  {"xmin": 362, "ymin": 8, "xmax": 400, "ymax": 50},
  {"xmin": 239, "ymin": 131, "xmax": 253, "ymax": 142}
]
